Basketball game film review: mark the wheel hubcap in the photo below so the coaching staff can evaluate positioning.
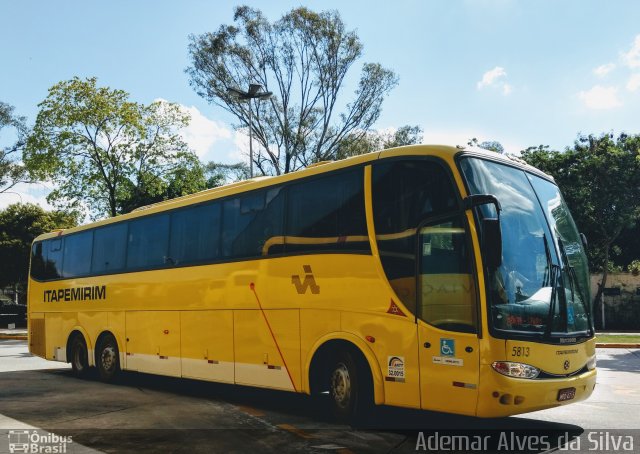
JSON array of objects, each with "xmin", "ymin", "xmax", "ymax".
[
  {"xmin": 101, "ymin": 345, "xmax": 116, "ymax": 372},
  {"xmin": 331, "ymin": 362, "xmax": 351, "ymax": 409}
]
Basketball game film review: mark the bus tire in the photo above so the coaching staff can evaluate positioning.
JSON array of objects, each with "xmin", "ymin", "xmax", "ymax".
[
  {"xmin": 70, "ymin": 334, "xmax": 89, "ymax": 379},
  {"xmin": 96, "ymin": 333, "xmax": 120, "ymax": 383},
  {"xmin": 329, "ymin": 350, "xmax": 366, "ymax": 423}
]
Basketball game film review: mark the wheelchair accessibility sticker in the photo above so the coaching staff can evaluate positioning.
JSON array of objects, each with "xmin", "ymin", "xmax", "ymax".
[
  {"xmin": 440, "ymin": 338, "xmax": 455, "ymax": 357},
  {"xmin": 432, "ymin": 339, "xmax": 463, "ymax": 366}
]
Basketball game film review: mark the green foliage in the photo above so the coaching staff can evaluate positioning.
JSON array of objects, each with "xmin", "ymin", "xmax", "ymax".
[
  {"xmin": 187, "ymin": 6, "xmax": 398, "ymax": 175},
  {"xmin": 25, "ymin": 77, "xmax": 203, "ymax": 218},
  {"xmin": 467, "ymin": 138, "xmax": 504, "ymax": 153},
  {"xmin": 204, "ymin": 162, "xmax": 250, "ymax": 188},
  {"xmin": 0, "ymin": 101, "xmax": 32, "ymax": 193},
  {"xmin": 521, "ymin": 133, "xmax": 640, "ymax": 304},
  {"xmin": 0, "ymin": 203, "xmax": 77, "ymax": 288},
  {"xmin": 628, "ymin": 259, "xmax": 640, "ymax": 276},
  {"xmin": 336, "ymin": 125, "xmax": 423, "ymax": 159}
]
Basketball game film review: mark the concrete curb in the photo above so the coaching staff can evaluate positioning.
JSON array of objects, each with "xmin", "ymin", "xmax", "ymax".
[
  {"xmin": 0, "ymin": 335, "xmax": 27, "ymax": 340},
  {"xmin": 596, "ymin": 343, "xmax": 640, "ymax": 348}
]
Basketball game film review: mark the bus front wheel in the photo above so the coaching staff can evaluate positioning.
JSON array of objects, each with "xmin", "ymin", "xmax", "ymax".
[
  {"xmin": 70, "ymin": 335, "xmax": 89, "ymax": 379},
  {"xmin": 96, "ymin": 333, "xmax": 120, "ymax": 383},
  {"xmin": 329, "ymin": 350, "xmax": 363, "ymax": 423}
]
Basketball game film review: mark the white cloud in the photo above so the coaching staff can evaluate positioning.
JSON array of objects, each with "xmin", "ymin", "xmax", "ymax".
[
  {"xmin": 230, "ymin": 129, "xmax": 250, "ymax": 163},
  {"xmin": 577, "ymin": 85, "xmax": 623, "ymax": 110},
  {"xmin": 621, "ymin": 34, "xmax": 640, "ymax": 69},
  {"xmin": 178, "ymin": 105, "xmax": 232, "ymax": 159},
  {"xmin": 477, "ymin": 66, "xmax": 513, "ymax": 95},
  {"xmin": 0, "ymin": 183, "xmax": 55, "ymax": 211},
  {"xmin": 593, "ymin": 63, "xmax": 615, "ymax": 77},
  {"xmin": 627, "ymin": 74, "xmax": 640, "ymax": 92},
  {"xmin": 477, "ymin": 66, "xmax": 506, "ymax": 89}
]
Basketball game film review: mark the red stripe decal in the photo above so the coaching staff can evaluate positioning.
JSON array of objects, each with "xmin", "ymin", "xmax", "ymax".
[{"xmin": 250, "ymin": 283, "xmax": 297, "ymax": 392}]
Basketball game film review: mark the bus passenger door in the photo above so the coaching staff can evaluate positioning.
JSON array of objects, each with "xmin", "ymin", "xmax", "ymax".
[{"xmin": 416, "ymin": 216, "xmax": 480, "ymax": 416}]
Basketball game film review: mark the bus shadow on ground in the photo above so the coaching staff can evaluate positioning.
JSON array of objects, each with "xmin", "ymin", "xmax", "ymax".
[
  {"xmin": 92, "ymin": 369, "xmax": 583, "ymax": 452},
  {"xmin": 596, "ymin": 349, "xmax": 640, "ymax": 373}
]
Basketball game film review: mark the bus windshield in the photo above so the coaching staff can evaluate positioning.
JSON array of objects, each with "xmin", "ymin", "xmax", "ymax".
[{"xmin": 459, "ymin": 157, "xmax": 592, "ymax": 340}]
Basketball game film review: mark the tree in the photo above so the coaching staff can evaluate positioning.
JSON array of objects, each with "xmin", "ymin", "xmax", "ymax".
[
  {"xmin": 118, "ymin": 153, "xmax": 208, "ymax": 213},
  {"xmin": 204, "ymin": 161, "xmax": 250, "ymax": 188},
  {"xmin": 187, "ymin": 6, "xmax": 398, "ymax": 176},
  {"xmin": 521, "ymin": 134, "xmax": 640, "ymax": 311},
  {"xmin": 0, "ymin": 203, "xmax": 77, "ymax": 290},
  {"xmin": 336, "ymin": 125, "xmax": 423, "ymax": 159},
  {"xmin": 467, "ymin": 137, "xmax": 504, "ymax": 153},
  {"xmin": 0, "ymin": 101, "xmax": 33, "ymax": 193},
  {"xmin": 25, "ymin": 77, "xmax": 202, "ymax": 218}
]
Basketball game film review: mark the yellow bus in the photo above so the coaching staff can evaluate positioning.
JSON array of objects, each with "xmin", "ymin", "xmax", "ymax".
[{"xmin": 27, "ymin": 145, "xmax": 596, "ymax": 420}]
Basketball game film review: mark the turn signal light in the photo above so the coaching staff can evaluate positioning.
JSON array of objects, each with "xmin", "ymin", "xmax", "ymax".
[{"xmin": 491, "ymin": 361, "xmax": 540, "ymax": 379}]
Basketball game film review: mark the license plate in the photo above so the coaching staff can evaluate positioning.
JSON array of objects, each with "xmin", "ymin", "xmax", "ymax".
[{"xmin": 557, "ymin": 387, "xmax": 576, "ymax": 402}]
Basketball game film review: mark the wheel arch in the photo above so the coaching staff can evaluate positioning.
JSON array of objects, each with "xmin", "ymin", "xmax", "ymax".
[
  {"xmin": 304, "ymin": 332, "xmax": 384, "ymax": 405},
  {"xmin": 66, "ymin": 327, "xmax": 93, "ymax": 365}
]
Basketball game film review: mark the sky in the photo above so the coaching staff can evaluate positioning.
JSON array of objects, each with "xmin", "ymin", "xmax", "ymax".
[{"xmin": 1, "ymin": 0, "xmax": 640, "ymax": 210}]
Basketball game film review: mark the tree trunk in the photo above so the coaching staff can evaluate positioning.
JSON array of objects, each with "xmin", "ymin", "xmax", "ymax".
[
  {"xmin": 109, "ymin": 188, "xmax": 117, "ymax": 217},
  {"xmin": 592, "ymin": 245, "xmax": 610, "ymax": 329}
]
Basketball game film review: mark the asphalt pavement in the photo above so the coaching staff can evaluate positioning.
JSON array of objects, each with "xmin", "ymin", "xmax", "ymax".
[{"xmin": 1, "ymin": 340, "xmax": 639, "ymax": 453}]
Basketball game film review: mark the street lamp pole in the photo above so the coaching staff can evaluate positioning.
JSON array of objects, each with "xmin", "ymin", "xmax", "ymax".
[
  {"xmin": 227, "ymin": 83, "xmax": 272, "ymax": 178},
  {"xmin": 1, "ymin": 191, "xmax": 23, "ymax": 203}
]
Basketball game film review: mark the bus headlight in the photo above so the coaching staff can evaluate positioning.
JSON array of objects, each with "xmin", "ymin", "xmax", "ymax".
[
  {"xmin": 491, "ymin": 361, "xmax": 540, "ymax": 379},
  {"xmin": 587, "ymin": 355, "xmax": 597, "ymax": 370}
]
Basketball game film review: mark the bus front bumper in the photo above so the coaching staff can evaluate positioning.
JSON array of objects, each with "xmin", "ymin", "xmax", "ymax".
[{"xmin": 476, "ymin": 365, "xmax": 597, "ymax": 418}]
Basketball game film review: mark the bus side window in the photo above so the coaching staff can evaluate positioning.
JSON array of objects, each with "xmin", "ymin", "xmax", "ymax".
[
  {"xmin": 126, "ymin": 214, "xmax": 170, "ymax": 269},
  {"xmin": 169, "ymin": 202, "xmax": 222, "ymax": 264},
  {"xmin": 30, "ymin": 242, "xmax": 46, "ymax": 280},
  {"xmin": 62, "ymin": 230, "xmax": 93, "ymax": 278},
  {"xmin": 285, "ymin": 168, "xmax": 369, "ymax": 253},
  {"xmin": 372, "ymin": 160, "xmax": 458, "ymax": 314},
  {"xmin": 222, "ymin": 186, "xmax": 285, "ymax": 259},
  {"xmin": 418, "ymin": 217, "xmax": 477, "ymax": 333},
  {"xmin": 44, "ymin": 238, "xmax": 63, "ymax": 279},
  {"xmin": 92, "ymin": 223, "xmax": 128, "ymax": 274}
]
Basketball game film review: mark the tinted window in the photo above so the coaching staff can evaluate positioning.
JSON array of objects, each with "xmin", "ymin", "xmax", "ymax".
[
  {"xmin": 170, "ymin": 202, "xmax": 221, "ymax": 264},
  {"xmin": 45, "ymin": 239, "xmax": 64, "ymax": 279},
  {"xmin": 286, "ymin": 169, "xmax": 369, "ymax": 253},
  {"xmin": 92, "ymin": 223, "xmax": 127, "ymax": 274},
  {"xmin": 418, "ymin": 216, "xmax": 476, "ymax": 333},
  {"xmin": 373, "ymin": 160, "xmax": 458, "ymax": 312},
  {"xmin": 30, "ymin": 242, "xmax": 46, "ymax": 280},
  {"xmin": 126, "ymin": 214, "xmax": 170, "ymax": 269},
  {"xmin": 222, "ymin": 187, "xmax": 284, "ymax": 258},
  {"xmin": 62, "ymin": 231, "xmax": 93, "ymax": 277}
]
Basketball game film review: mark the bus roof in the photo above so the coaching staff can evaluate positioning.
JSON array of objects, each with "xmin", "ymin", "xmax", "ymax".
[{"xmin": 33, "ymin": 144, "xmax": 552, "ymax": 242}]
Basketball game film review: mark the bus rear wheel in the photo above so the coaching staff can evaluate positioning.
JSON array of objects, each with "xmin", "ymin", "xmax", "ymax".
[
  {"xmin": 96, "ymin": 334, "xmax": 120, "ymax": 383},
  {"xmin": 70, "ymin": 335, "xmax": 89, "ymax": 378}
]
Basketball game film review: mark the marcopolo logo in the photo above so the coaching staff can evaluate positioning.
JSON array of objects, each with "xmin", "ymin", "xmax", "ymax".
[
  {"xmin": 8, "ymin": 430, "xmax": 72, "ymax": 453},
  {"xmin": 291, "ymin": 265, "xmax": 320, "ymax": 295}
]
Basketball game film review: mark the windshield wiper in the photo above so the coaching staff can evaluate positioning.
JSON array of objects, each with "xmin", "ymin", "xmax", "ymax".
[
  {"xmin": 543, "ymin": 234, "xmax": 561, "ymax": 339},
  {"xmin": 557, "ymin": 237, "xmax": 593, "ymax": 336}
]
